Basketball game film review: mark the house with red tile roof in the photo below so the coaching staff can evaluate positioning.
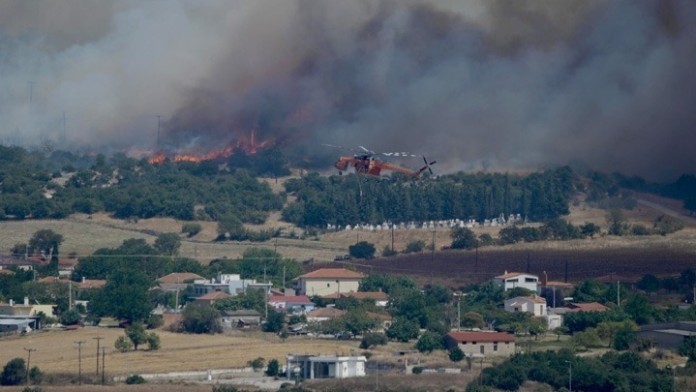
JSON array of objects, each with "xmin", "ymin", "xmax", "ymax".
[
  {"xmin": 306, "ymin": 307, "xmax": 347, "ymax": 322},
  {"xmin": 157, "ymin": 272, "xmax": 205, "ymax": 291},
  {"xmin": 295, "ymin": 268, "xmax": 364, "ymax": 296},
  {"xmin": 567, "ymin": 302, "xmax": 609, "ymax": 312},
  {"xmin": 194, "ymin": 291, "xmax": 232, "ymax": 306},
  {"xmin": 445, "ymin": 331, "xmax": 516, "ymax": 357},
  {"xmin": 321, "ymin": 291, "xmax": 390, "ymax": 306}
]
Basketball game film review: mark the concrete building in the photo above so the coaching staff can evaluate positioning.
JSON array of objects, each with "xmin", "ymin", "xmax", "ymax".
[
  {"xmin": 268, "ymin": 295, "xmax": 315, "ymax": 314},
  {"xmin": 493, "ymin": 271, "xmax": 539, "ymax": 292},
  {"xmin": 638, "ymin": 322, "xmax": 696, "ymax": 350},
  {"xmin": 0, "ymin": 297, "xmax": 57, "ymax": 332},
  {"xmin": 445, "ymin": 331, "xmax": 516, "ymax": 357},
  {"xmin": 295, "ymin": 268, "xmax": 364, "ymax": 297},
  {"xmin": 192, "ymin": 274, "xmax": 271, "ymax": 297},
  {"xmin": 504, "ymin": 295, "xmax": 547, "ymax": 317},
  {"xmin": 286, "ymin": 354, "xmax": 366, "ymax": 380}
]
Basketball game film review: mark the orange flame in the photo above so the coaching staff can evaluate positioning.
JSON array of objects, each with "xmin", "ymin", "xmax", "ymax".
[{"xmin": 147, "ymin": 130, "xmax": 273, "ymax": 164}]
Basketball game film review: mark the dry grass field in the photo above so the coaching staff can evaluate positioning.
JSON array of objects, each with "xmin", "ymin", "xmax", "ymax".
[{"xmin": 0, "ymin": 327, "xmax": 358, "ymax": 376}]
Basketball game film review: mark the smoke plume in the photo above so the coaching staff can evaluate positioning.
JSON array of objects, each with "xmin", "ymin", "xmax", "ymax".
[{"xmin": 0, "ymin": 0, "xmax": 694, "ymax": 180}]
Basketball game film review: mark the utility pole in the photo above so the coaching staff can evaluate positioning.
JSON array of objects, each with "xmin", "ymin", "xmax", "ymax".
[
  {"xmin": 430, "ymin": 230, "xmax": 436, "ymax": 264},
  {"xmin": 101, "ymin": 347, "xmax": 106, "ymax": 385},
  {"xmin": 75, "ymin": 341, "xmax": 86, "ymax": 385},
  {"xmin": 93, "ymin": 336, "xmax": 103, "ymax": 375},
  {"xmin": 617, "ymin": 280, "xmax": 621, "ymax": 307},
  {"xmin": 68, "ymin": 280, "xmax": 72, "ymax": 310},
  {"xmin": 24, "ymin": 348, "xmax": 36, "ymax": 385},
  {"xmin": 391, "ymin": 223, "xmax": 395, "ymax": 253},
  {"xmin": 565, "ymin": 360, "xmax": 572, "ymax": 392}
]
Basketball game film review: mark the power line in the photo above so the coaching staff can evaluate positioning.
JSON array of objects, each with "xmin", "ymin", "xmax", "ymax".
[
  {"xmin": 75, "ymin": 341, "xmax": 86, "ymax": 385},
  {"xmin": 93, "ymin": 336, "xmax": 104, "ymax": 376},
  {"xmin": 24, "ymin": 348, "xmax": 36, "ymax": 385}
]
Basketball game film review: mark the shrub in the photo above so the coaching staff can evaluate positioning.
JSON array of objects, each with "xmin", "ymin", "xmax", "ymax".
[
  {"xmin": 114, "ymin": 336, "xmax": 132, "ymax": 353},
  {"xmin": 348, "ymin": 241, "xmax": 376, "ymax": 259},
  {"xmin": 125, "ymin": 374, "xmax": 146, "ymax": 384},
  {"xmin": 415, "ymin": 331, "xmax": 444, "ymax": 353},
  {"xmin": 146, "ymin": 314, "xmax": 164, "ymax": 329},
  {"xmin": 449, "ymin": 346, "xmax": 465, "ymax": 362},
  {"xmin": 212, "ymin": 386, "xmax": 239, "ymax": 392},
  {"xmin": 381, "ymin": 246, "xmax": 397, "ymax": 257},
  {"xmin": 29, "ymin": 366, "xmax": 42, "ymax": 384},
  {"xmin": 146, "ymin": 332, "xmax": 161, "ymax": 351},
  {"xmin": 1, "ymin": 358, "xmax": 26, "ymax": 385},
  {"xmin": 59, "ymin": 308, "xmax": 81, "ymax": 326},
  {"xmin": 266, "ymin": 359, "xmax": 280, "ymax": 377},
  {"xmin": 248, "ymin": 357, "xmax": 265, "ymax": 372},
  {"xmin": 404, "ymin": 240, "xmax": 425, "ymax": 253},
  {"xmin": 412, "ymin": 366, "xmax": 423, "ymax": 374},
  {"xmin": 181, "ymin": 222, "xmax": 203, "ymax": 237},
  {"xmin": 360, "ymin": 333, "xmax": 388, "ymax": 349}
]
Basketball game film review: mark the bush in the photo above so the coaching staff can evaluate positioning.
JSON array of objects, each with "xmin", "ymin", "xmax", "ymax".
[
  {"xmin": 360, "ymin": 333, "xmax": 388, "ymax": 349},
  {"xmin": 449, "ymin": 346, "xmax": 464, "ymax": 362},
  {"xmin": 412, "ymin": 366, "xmax": 423, "ymax": 374},
  {"xmin": 404, "ymin": 240, "xmax": 425, "ymax": 253},
  {"xmin": 381, "ymin": 246, "xmax": 397, "ymax": 257},
  {"xmin": 146, "ymin": 314, "xmax": 164, "ymax": 329},
  {"xmin": 21, "ymin": 387, "xmax": 43, "ymax": 392},
  {"xmin": 29, "ymin": 366, "xmax": 42, "ymax": 384},
  {"xmin": 146, "ymin": 332, "xmax": 161, "ymax": 351},
  {"xmin": 348, "ymin": 241, "xmax": 376, "ymax": 259},
  {"xmin": 181, "ymin": 222, "xmax": 202, "ymax": 237},
  {"xmin": 59, "ymin": 308, "xmax": 81, "ymax": 326},
  {"xmin": 114, "ymin": 336, "xmax": 133, "ymax": 353},
  {"xmin": 248, "ymin": 357, "xmax": 265, "ymax": 372},
  {"xmin": 415, "ymin": 331, "xmax": 444, "ymax": 353},
  {"xmin": 1, "ymin": 358, "xmax": 26, "ymax": 385},
  {"xmin": 212, "ymin": 386, "xmax": 239, "ymax": 392},
  {"xmin": 125, "ymin": 374, "xmax": 146, "ymax": 384}
]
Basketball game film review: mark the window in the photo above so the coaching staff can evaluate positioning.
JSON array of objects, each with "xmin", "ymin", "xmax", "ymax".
[
  {"xmin": 525, "ymin": 278, "xmax": 537, "ymax": 283},
  {"xmin": 480, "ymin": 345, "xmax": 485, "ymax": 354},
  {"xmin": 493, "ymin": 342, "xmax": 498, "ymax": 352},
  {"xmin": 514, "ymin": 307, "xmax": 519, "ymax": 312}
]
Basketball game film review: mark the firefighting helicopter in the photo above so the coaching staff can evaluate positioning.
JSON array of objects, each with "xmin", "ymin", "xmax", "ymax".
[{"xmin": 325, "ymin": 144, "xmax": 436, "ymax": 178}]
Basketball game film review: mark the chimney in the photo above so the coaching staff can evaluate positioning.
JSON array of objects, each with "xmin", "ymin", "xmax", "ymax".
[
  {"xmin": 82, "ymin": 276, "xmax": 86, "ymax": 283},
  {"xmin": 24, "ymin": 296, "xmax": 29, "ymax": 306},
  {"xmin": 542, "ymin": 271, "xmax": 548, "ymax": 286},
  {"xmin": 9, "ymin": 299, "xmax": 14, "ymax": 306},
  {"xmin": 504, "ymin": 270, "xmax": 508, "ymax": 275}
]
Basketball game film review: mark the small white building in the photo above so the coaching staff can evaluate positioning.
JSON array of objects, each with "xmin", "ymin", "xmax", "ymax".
[
  {"xmin": 493, "ymin": 271, "xmax": 539, "ymax": 292},
  {"xmin": 504, "ymin": 295, "xmax": 547, "ymax": 317},
  {"xmin": 192, "ymin": 274, "xmax": 271, "ymax": 297},
  {"xmin": 286, "ymin": 354, "xmax": 366, "ymax": 380}
]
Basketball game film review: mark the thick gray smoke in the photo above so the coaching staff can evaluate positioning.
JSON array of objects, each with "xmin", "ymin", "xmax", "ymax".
[{"xmin": 0, "ymin": 0, "xmax": 693, "ymax": 180}]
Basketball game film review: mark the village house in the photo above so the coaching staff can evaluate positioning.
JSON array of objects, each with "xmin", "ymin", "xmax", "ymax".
[
  {"xmin": 445, "ymin": 331, "xmax": 516, "ymax": 357},
  {"xmin": 157, "ymin": 272, "xmax": 205, "ymax": 292},
  {"xmin": 306, "ymin": 307, "xmax": 347, "ymax": 323},
  {"xmin": 295, "ymin": 268, "xmax": 364, "ymax": 297},
  {"xmin": 493, "ymin": 271, "xmax": 539, "ymax": 292},
  {"xmin": 268, "ymin": 295, "xmax": 315, "ymax": 314},
  {"xmin": 194, "ymin": 291, "xmax": 231, "ymax": 306},
  {"xmin": 286, "ymin": 354, "xmax": 367, "ymax": 380},
  {"xmin": 222, "ymin": 309, "xmax": 262, "ymax": 329},
  {"xmin": 192, "ymin": 274, "xmax": 271, "ymax": 297},
  {"xmin": 0, "ymin": 297, "xmax": 57, "ymax": 332},
  {"xmin": 637, "ymin": 322, "xmax": 696, "ymax": 350},
  {"xmin": 504, "ymin": 295, "xmax": 547, "ymax": 317}
]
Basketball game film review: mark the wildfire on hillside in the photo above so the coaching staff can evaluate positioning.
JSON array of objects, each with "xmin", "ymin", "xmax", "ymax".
[{"xmin": 147, "ymin": 130, "xmax": 273, "ymax": 164}]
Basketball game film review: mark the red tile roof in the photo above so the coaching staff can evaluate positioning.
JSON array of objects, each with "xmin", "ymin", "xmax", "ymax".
[
  {"xmin": 447, "ymin": 331, "xmax": 515, "ymax": 343},
  {"xmin": 343, "ymin": 291, "xmax": 389, "ymax": 301},
  {"xmin": 157, "ymin": 272, "xmax": 205, "ymax": 284},
  {"xmin": 268, "ymin": 295, "xmax": 313, "ymax": 304},
  {"xmin": 78, "ymin": 279, "xmax": 106, "ymax": 289},
  {"xmin": 298, "ymin": 268, "xmax": 364, "ymax": 280},
  {"xmin": 196, "ymin": 291, "xmax": 232, "ymax": 301}
]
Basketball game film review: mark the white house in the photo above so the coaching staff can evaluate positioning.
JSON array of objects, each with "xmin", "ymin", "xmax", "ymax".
[
  {"xmin": 192, "ymin": 274, "xmax": 271, "ymax": 297},
  {"xmin": 493, "ymin": 271, "xmax": 539, "ymax": 292},
  {"xmin": 295, "ymin": 268, "xmax": 364, "ymax": 297},
  {"xmin": 286, "ymin": 354, "xmax": 366, "ymax": 380},
  {"xmin": 268, "ymin": 295, "xmax": 315, "ymax": 314},
  {"xmin": 504, "ymin": 295, "xmax": 547, "ymax": 317}
]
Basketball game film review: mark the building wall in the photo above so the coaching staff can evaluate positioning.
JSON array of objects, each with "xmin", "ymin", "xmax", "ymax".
[
  {"xmin": 300, "ymin": 279, "xmax": 360, "ymax": 296},
  {"xmin": 504, "ymin": 299, "xmax": 546, "ymax": 317},
  {"xmin": 457, "ymin": 341, "xmax": 515, "ymax": 357}
]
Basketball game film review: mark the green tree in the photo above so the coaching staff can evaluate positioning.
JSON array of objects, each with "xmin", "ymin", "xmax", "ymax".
[
  {"xmin": 348, "ymin": 241, "xmax": 376, "ymax": 259},
  {"xmin": 1, "ymin": 358, "xmax": 26, "ymax": 386},
  {"xmin": 91, "ymin": 269, "xmax": 153, "ymax": 323},
  {"xmin": 127, "ymin": 323, "xmax": 148, "ymax": 350},
  {"xmin": 181, "ymin": 222, "xmax": 202, "ymax": 237},
  {"xmin": 360, "ymin": 333, "xmax": 388, "ymax": 349},
  {"xmin": 114, "ymin": 336, "xmax": 133, "ymax": 352},
  {"xmin": 580, "ymin": 222, "xmax": 601, "ymax": 238},
  {"xmin": 266, "ymin": 359, "xmax": 280, "ymax": 377},
  {"xmin": 450, "ymin": 227, "xmax": 478, "ymax": 249},
  {"xmin": 678, "ymin": 337, "xmax": 696, "ymax": 363},
  {"xmin": 217, "ymin": 213, "xmax": 244, "ymax": 240},
  {"xmin": 28, "ymin": 229, "xmax": 63, "ymax": 258},
  {"xmin": 154, "ymin": 232, "xmax": 181, "ymax": 256},
  {"xmin": 180, "ymin": 304, "xmax": 222, "ymax": 334},
  {"xmin": 146, "ymin": 332, "xmax": 161, "ymax": 351},
  {"xmin": 606, "ymin": 208, "xmax": 626, "ymax": 236},
  {"xmin": 59, "ymin": 308, "xmax": 81, "ymax": 326},
  {"xmin": 263, "ymin": 308, "xmax": 285, "ymax": 333},
  {"xmin": 461, "ymin": 311, "xmax": 485, "ymax": 329},
  {"xmin": 415, "ymin": 331, "xmax": 444, "ymax": 353},
  {"xmin": 248, "ymin": 357, "xmax": 265, "ymax": 372}
]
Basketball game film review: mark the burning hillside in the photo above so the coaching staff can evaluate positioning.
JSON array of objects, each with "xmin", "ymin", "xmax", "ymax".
[{"xmin": 147, "ymin": 130, "xmax": 274, "ymax": 164}]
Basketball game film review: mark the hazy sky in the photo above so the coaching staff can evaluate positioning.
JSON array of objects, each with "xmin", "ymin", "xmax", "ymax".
[{"xmin": 0, "ymin": 0, "xmax": 694, "ymax": 180}]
